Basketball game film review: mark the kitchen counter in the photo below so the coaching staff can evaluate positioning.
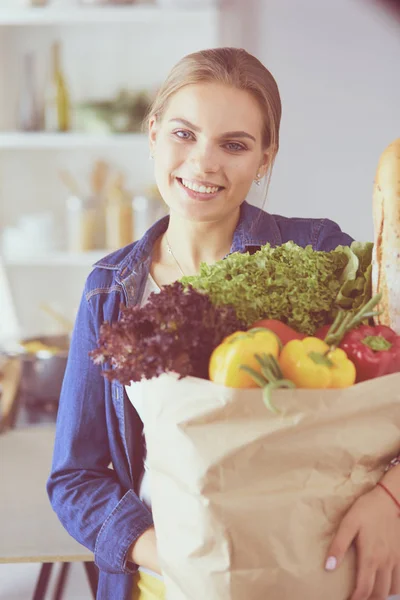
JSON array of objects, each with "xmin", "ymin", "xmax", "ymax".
[{"xmin": 0, "ymin": 425, "xmax": 92, "ymax": 564}]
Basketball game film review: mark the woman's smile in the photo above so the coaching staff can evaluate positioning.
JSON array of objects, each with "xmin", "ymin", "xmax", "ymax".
[{"xmin": 175, "ymin": 176, "xmax": 225, "ymax": 202}]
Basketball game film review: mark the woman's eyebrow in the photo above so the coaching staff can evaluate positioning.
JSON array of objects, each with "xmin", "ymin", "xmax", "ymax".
[
  {"xmin": 168, "ymin": 118, "xmax": 256, "ymax": 143},
  {"xmin": 220, "ymin": 131, "xmax": 256, "ymax": 142},
  {"xmin": 169, "ymin": 118, "xmax": 201, "ymax": 131}
]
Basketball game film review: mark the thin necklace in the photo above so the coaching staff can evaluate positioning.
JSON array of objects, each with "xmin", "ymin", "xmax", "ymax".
[{"xmin": 165, "ymin": 234, "xmax": 185, "ymax": 277}]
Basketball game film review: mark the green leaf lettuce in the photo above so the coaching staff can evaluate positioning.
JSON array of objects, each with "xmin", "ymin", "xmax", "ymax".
[{"xmin": 181, "ymin": 241, "xmax": 373, "ymax": 335}]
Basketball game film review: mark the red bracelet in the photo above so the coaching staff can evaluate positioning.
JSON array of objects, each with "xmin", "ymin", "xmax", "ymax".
[{"xmin": 377, "ymin": 481, "xmax": 400, "ymax": 512}]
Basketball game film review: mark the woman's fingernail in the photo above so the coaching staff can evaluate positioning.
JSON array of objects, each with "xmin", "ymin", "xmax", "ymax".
[{"xmin": 325, "ymin": 556, "xmax": 337, "ymax": 571}]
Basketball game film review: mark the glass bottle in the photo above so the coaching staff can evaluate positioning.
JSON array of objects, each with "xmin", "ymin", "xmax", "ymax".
[
  {"xmin": 105, "ymin": 173, "xmax": 133, "ymax": 250},
  {"xmin": 17, "ymin": 52, "xmax": 40, "ymax": 132},
  {"xmin": 66, "ymin": 195, "xmax": 97, "ymax": 253},
  {"xmin": 43, "ymin": 41, "xmax": 71, "ymax": 132}
]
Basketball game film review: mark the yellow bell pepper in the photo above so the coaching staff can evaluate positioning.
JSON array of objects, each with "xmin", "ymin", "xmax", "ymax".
[
  {"xmin": 209, "ymin": 328, "xmax": 281, "ymax": 388},
  {"xmin": 279, "ymin": 337, "xmax": 356, "ymax": 389}
]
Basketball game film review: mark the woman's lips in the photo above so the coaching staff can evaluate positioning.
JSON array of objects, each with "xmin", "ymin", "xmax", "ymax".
[{"xmin": 176, "ymin": 177, "xmax": 224, "ymax": 201}]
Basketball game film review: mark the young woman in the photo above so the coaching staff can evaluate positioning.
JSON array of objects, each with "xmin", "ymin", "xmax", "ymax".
[{"xmin": 48, "ymin": 48, "xmax": 400, "ymax": 600}]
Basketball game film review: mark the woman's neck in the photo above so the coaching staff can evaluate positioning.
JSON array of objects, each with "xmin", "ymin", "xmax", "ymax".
[{"xmin": 162, "ymin": 208, "xmax": 240, "ymax": 276}]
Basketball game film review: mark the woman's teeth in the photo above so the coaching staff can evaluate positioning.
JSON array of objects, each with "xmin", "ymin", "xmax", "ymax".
[{"xmin": 180, "ymin": 178, "xmax": 220, "ymax": 194}]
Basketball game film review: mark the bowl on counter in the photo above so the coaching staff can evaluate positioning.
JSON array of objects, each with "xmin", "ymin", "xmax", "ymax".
[{"xmin": 0, "ymin": 334, "xmax": 70, "ymax": 424}]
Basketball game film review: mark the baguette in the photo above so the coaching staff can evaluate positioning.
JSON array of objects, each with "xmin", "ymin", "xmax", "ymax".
[{"xmin": 372, "ymin": 138, "xmax": 400, "ymax": 333}]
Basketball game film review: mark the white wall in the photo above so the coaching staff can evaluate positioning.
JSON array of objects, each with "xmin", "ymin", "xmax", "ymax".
[
  {"xmin": 2, "ymin": 1, "xmax": 399, "ymax": 336},
  {"xmin": 246, "ymin": 0, "xmax": 400, "ymax": 242},
  {"xmin": 0, "ymin": 30, "xmax": 7, "ymax": 130}
]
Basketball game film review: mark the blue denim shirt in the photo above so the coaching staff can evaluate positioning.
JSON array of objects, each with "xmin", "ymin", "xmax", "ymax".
[{"xmin": 47, "ymin": 201, "xmax": 354, "ymax": 600}]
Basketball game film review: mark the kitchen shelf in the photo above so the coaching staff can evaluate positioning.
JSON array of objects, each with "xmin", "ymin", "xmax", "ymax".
[
  {"xmin": 3, "ymin": 250, "xmax": 108, "ymax": 267},
  {"xmin": 0, "ymin": 132, "xmax": 148, "ymax": 149},
  {"xmin": 0, "ymin": 5, "xmax": 219, "ymax": 26}
]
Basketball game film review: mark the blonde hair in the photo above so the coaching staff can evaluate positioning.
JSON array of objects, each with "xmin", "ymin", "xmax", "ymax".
[{"xmin": 146, "ymin": 47, "xmax": 282, "ymax": 207}]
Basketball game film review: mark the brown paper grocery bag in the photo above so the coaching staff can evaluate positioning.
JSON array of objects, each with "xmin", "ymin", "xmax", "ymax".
[{"xmin": 138, "ymin": 373, "xmax": 400, "ymax": 600}]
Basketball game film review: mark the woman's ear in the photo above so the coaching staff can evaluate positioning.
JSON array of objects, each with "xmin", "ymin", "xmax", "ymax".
[
  {"xmin": 259, "ymin": 150, "xmax": 271, "ymax": 178},
  {"xmin": 149, "ymin": 116, "xmax": 158, "ymax": 157}
]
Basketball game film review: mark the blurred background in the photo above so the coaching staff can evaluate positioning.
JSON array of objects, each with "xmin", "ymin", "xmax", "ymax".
[
  {"xmin": 0, "ymin": 1, "xmax": 399, "ymax": 598},
  {"xmin": 0, "ymin": 0, "xmax": 399, "ymax": 342}
]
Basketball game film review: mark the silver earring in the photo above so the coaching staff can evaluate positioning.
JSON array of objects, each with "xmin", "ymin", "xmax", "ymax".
[
  {"xmin": 254, "ymin": 173, "xmax": 261, "ymax": 186},
  {"xmin": 149, "ymin": 152, "xmax": 154, "ymax": 160}
]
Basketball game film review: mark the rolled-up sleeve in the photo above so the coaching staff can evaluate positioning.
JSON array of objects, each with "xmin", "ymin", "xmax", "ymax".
[{"xmin": 47, "ymin": 283, "xmax": 153, "ymax": 574}]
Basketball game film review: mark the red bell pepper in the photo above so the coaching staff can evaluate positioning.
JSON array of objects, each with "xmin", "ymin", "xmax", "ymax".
[{"xmin": 339, "ymin": 325, "xmax": 400, "ymax": 383}]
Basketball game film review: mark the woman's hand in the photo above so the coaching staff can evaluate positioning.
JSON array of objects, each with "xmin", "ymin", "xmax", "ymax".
[
  {"xmin": 129, "ymin": 526, "xmax": 162, "ymax": 575},
  {"xmin": 325, "ymin": 485, "xmax": 400, "ymax": 600}
]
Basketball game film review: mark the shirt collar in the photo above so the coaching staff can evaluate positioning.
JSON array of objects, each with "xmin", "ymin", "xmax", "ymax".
[
  {"xmin": 114, "ymin": 200, "xmax": 282, "ymax": 281},
  {"xmin": 230, "ymin": 201, "xmax": 281, "ymax": 253}
]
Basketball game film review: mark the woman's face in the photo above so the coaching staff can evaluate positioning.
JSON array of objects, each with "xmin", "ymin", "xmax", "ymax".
[{"xmin": 149, "ymin": 82, "xmax": 270, "ymax": 223}]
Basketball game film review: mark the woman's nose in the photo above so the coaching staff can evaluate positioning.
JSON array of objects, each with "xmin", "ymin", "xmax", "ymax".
[{"xmin": 189, "ymin": 144, "xmax": 220, "ymax": 173}]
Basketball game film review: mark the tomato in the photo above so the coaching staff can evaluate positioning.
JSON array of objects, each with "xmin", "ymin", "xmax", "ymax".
[
  {"xmin": 251, "ymin": 319, "xmax": 306, "ymax": 346},
  {"xmin": 314, "ymin": 324, "xmax": 332, "ymax": 341}
]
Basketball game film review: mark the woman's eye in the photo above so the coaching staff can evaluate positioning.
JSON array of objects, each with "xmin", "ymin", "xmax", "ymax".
[
  {"xmin": 224, "ymin": 142, "xmax": 247, "ymax": 152},
  {"xmin": 174, "ymin": 130, "xmax": 194, "ymax": 140}
]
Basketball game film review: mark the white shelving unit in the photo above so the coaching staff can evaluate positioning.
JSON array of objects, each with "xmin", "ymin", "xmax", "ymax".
[
  {"xmin": 0, "ymin": 1, "xmax": 239, "ymax": 337},
  {"xmin": 0, "ymin": 132, "xmax": 148, "ymax": 149},
  {"xmin": 0, "ymin": 5, "xmax": 219, "ymax": 26},
  {"xmin": 3, "ymin": 250, "xmax": 107, "ymax": 267}
]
